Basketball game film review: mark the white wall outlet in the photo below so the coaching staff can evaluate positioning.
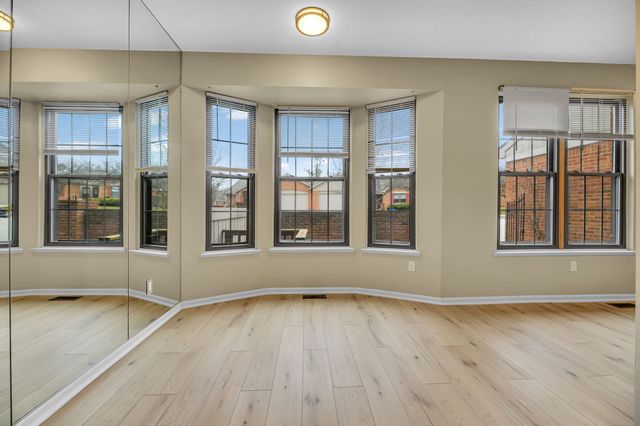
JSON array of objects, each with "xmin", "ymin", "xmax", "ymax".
[
  {"xmin": 146, "ymin": 279, "xmax": 154, "ymax": 294},
  {"xmin": 570, "ymin": 261, "xmax": 578, "ymax": 273},
  {"xmin": 408, "ymin": 261, "xmax": 416, "ymax": 272}
]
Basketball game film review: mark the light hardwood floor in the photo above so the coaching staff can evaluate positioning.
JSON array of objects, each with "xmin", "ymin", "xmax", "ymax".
[
  {"xmin": 7, "ymin": 295, "xmax": 168, "ymax": 422},
  {"xmin": 47, "ymin": 294, "xmax": 634, "ymax": 425}
]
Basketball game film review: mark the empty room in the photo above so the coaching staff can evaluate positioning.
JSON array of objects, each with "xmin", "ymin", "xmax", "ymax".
[{"xmin": 0, "ymin": 0, "xmax": 637, "ymax": 424}]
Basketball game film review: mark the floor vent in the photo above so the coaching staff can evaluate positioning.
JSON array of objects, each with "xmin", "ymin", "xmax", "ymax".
[
  {"xmin": 48, "ymin": 296, "xmax": 83, "ymax": 302},
  {"xmin": 607, "ymin": 302, "xmax": 635, "ymax": 309},
  {"xmin": 302, "ymin": 294, "xmax": 327, "ymax": 300}
]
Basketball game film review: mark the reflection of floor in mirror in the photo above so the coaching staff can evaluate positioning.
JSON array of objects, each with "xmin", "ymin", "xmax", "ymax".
[
  {"xmin": 5, "ymin": 295, "xmax": 168, "ymax": 422},
  {"xmin": 45, "ymin": 294, "xmax": 634, "ymax": 425}
]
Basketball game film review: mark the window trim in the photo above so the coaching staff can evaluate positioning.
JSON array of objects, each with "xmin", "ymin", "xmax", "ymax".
[
  {"xmin": 140, "ymin": 172, "xmax": 168, "ymax": 251},
  {"xmin": 205, "ymin": 170, "xmax": 256, "ymax": 251},
  {"xmin": 0, "ymin": 171, "xmax": 19, "ymax": 248},
  {"xmin": 273, "ymin": 108, "xmax": 350, "ymax": 247}
]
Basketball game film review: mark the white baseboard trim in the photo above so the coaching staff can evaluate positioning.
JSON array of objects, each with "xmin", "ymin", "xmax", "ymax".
[
  {"xmin": 14, "ymin": 285, "xmax": 635, "ymax": 424},
  {"xmin": 1, "ymin": 288, "xmax": 177, "ymax": 307},
  {"xmin": 15, "ymin": 303, "xmax": 182, "ymax": 426},
  {"xmin": 182, "ymin": 286, "xmax": 635, "ymax": 308}
]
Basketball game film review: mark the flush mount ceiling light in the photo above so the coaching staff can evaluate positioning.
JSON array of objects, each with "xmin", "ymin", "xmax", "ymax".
[
  {"xmin": 0, "ymin": 10, "xmax": 13, "ymax": 31},
  {"xmin": 295, "ymin": 7, "xmax": 330, "ymax": 36}
]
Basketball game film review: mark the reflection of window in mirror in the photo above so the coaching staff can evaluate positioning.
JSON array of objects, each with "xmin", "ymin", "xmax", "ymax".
[
  {"xmin": 205, "ymin": 94, "xmax": 256, "ymax": 251},
  {"xmin": 0, "ymin": 98, "xmax": 19, "ymax": 247},
  {"xmin": 43, "ymin": 102, "xmax": 123, "ymax": 246},
  {"xmin": 137, "ymin": 94, "xmax": 169, "ymax": 250}
]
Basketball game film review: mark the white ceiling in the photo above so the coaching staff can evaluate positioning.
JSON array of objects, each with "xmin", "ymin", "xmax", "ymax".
[{"xmin": 9, "ymin": 0, "xmax": 636, "ymax": 64}]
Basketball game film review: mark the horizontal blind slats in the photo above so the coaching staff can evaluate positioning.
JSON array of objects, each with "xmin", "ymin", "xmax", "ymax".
[
  {"xmin": 277, "ymin": 109, "xmax": 349, "ymax": 157},
  {"xmin": 367, "ymin": 99, "xmax": 416, "ymax": 174},
  {"xmin": 569, "ymin": 93, "xmax": 634, "ymax": 140},
  {"xmin": 43, "ymin": 103, "xmax": 123, "ymax": 157},
  {"xmin": 137, "ymin": 95, "xmax": 169, "ymax": 172},
  {"xmin": 0, "ymin": 99, "xmax": 20, "ymax": 170},
  {"xmin": 206, "ymin": 95, "xmax": 256, "ymax": 174}
]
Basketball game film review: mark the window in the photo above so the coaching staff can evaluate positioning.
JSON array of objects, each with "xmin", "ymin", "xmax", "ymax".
[
  {"xmin": 137, "ymin": 94, "xmax": 169, "ymax": 249},
  {"xmin": 44, "ymin": 103, "xmax": 123, "ymax": 245},
  {"xmin": 367, "ymin": 98, "xmax": 416, "ymax": 249},
  {"xmin": 498, "ymin": 90, "xmax": 632, "ymax": 249},
  {"xmin": 206, "ymin": 94, "xmax": 256, "ymax": 250},
  {"xmin": 275, "ymin": 108, "xmax": 350, "ymax": 245},
  {"xmin": 0, "ymin": 99, "xmax": 19, "ymax": 247}
]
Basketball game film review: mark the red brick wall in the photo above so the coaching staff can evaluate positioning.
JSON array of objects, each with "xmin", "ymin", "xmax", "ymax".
[
  {"xmin": 373, "ymin": 210, "xmax": 411, "ymax": 244},
  {"xmin": 54, "ymin": 199, "xmax": 121, "ymax": 242},
  {"xmin": 280, "ymin": 211, "xmax": 344, "ymax": 242}
]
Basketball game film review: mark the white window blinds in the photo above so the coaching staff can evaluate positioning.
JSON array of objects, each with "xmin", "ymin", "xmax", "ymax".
[
  {"xmin": 136, "ymin": 93, "xmax": 168, "ymax": 172},
  {"xmin": 502, "ymin": 87, "xmax": 634, "ymax": 140},
  {"xmin": 206, "ymin": 93, "xmax": 257, "ymax": 174},
  {"xmin": 367, "ymin": 97, "xmax": 416, "ymax": 173},
  {"xmin": 277, "ymin": 108, "xmax": 350, "ymax": 158},
  {"xmin": 0, "ymin": 98, "xmax": 19, "ymax": 170},
  {"xmin": 502, "ymin": 87, "xmax": 570, "ymax": 137},
  {"xmin": 569, "ymin": 92, "xmax": 634, "ymax": 140},
  {"xmin": 43, "ymin": 102, "xmax": 122, "ymax": 156}
]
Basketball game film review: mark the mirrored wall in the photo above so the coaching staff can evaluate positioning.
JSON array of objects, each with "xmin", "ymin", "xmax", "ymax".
[{"xmin": 0, "ymin": 0, "xmax": 181, "ymax": 422}]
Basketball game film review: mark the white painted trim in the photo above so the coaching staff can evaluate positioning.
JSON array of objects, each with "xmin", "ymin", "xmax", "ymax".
[
  {"xmin": 128, "ymin": 289, "xmax": 177, "ymax": 307},
  {"xmin": 200, "ymin": 248, "xmax": 261, "ymax": 258},
  {"xmin": 181, "ymin": 286, "xmax": 634, "ymax": 308},
  {"xmin": 494, "ymin": 249, "xmax": 635, "ymax": 257},
  {"xmin": 0, "ymin": 247, "xmax": 24, "ymax": 254},
  {"xmin": 268, "ymin": 247, "xmax": 355, "ymax": 254},
  {"xmin": 361, "ymin": 248, "xmax": 421, "ymax": 256},
  {"xmin": 15, "ymin": 303, "xmax": 182, "ymax": 426},
  {"xmin": 32, "ymin": 246, "xmax": 126, "ymax": 254},
  {"xmin": 129, "ymin": 249, "xmax": 169, "ymax": 258}
]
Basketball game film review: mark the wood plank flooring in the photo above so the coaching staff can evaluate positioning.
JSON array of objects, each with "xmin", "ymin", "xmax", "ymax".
[
  {"xmin": 8, "ymin": 295, "xmax": 168, "ymax": 422},
  {"xmin": 47, "ymin": 295, "xmax": 635, "ymax": 425}
]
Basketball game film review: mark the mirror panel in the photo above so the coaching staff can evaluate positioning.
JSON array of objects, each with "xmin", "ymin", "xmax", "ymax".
[
  {"xmin": 127, "ymin": 0, "xmax": 181, "ymax": 336},
  {"xmin": 9, "ymin": 0, "xmax": 129, "ymax": 421}
]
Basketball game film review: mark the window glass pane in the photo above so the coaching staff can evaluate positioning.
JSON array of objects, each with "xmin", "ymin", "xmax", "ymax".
[
  {"xmin": 499, "ymin": 139, "xmax": 515, "ymax": 172},
  {"xmin": 389, "ymin": 176, "xmax": 411, "ymax": 245},
  {"xmin": 568, "ymin": 210, "xmax": 584, "ymax": 244},
  {"xmin": 372, "ymin": 177, "xmax": 391, "ymax": 245},
  {"xmin": 90, "ymin": 155, "xmax": 107, "ymax": 175},
  {"xmin": 531, "ymin": 138, "xmax": 549, "ymax": 172},
  {"xmin": 217, "ymin": 106, "xmax": 231, "ymax": 141},
  {"xmin": 328, "ymin": 158, "xmax": 344, "ymax": 177},
  {"xmin": 55, "ymin": 155, "xmax": 72, "ymax": 174},
  {"xmin": 585, "ymin": 176, "xmax": 602, "ymax": 210},
  {"xmin": 295, "ymin": 157, "xmax": 312, "ymax": 177},
  {"xmin": 90, "ymin": 113, "xmax": 107, "ymax": 145},
  {"xmin": 584, "ymin": 210, "xmax": 602, "ymax": 244},
  {"xmin": 231, "ymin": 109, "xmax": 248, "ymax": 143},
  {"xmin": 312, "ymin": 117, "xmax": 328, "ymax": 151},
  {"xmin": 72, "ymin": 155, "xmax": 90, "ymax": 175},
  {"xmin": 295, "ymin": 117, "xmax": 312, "ymax": 151},
  {"xmin": 311, "ymin": 158, "xmax": 328, "ymax": 177},
  {"xmin": 230, "ymin": 142, "xmax": 248, "ymax": 169},
  {"xmin": 328, "ymin": 117, "xmax": 344, "ymax": 152},
  {"xmin": 107, "ymin": 151, "xmax": 122, "ymax": 175},
  {"xmin": 513, "ymin": 138, "xmax": 532, "ymax": 172},
  {"xmin": 566, "ymin": 140, "xmax": 581, "ymax": 172},
  {"xmin": 280, "ymin": 157, "xmax": 295, "ymax": 177},
  {"xmin": 212, "ymin": 140, "xmax": 231, "ymax": 169},
  {"xmin": 0, "ymin": 176, "xmax": 8, "ymax": 243}
]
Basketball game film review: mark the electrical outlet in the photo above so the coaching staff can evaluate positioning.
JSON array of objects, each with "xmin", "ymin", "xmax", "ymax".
[
  {"xmin": 570, "ymin": 261, "xmax": 577, "ymax": 273},
  {"xmin": 408, "ymin": 261, "xmax": 416, "ymax": 272},
  {"xmin": 146, "ymin": 279, "xmax": 154, "ymax": 294}
]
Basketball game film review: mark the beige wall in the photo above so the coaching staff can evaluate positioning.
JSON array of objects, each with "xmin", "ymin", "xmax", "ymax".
[
  {"xmin": 180, "ymin": 52, "xmax": 635, "ymax": 300},
  {"xmin": 1, "ymin": 49, "xmax": 635, "ymax": 302}
]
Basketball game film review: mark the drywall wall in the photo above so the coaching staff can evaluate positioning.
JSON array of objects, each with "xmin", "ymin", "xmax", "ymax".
[
  {"xmin": 2, "ymin": 49, "xmax": 635, "ymax": 301},
  {"xmin": 180, "ymin": 52, "xmax": 635, "ymax": 300}
]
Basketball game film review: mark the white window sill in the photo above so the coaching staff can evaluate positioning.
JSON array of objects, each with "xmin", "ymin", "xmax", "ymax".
[
  {"xmin": 130, "ymin": 249, "xmax": 169, "ymax": 258},
  {"xmin": 32, "ymin": 246, "xmax": 126, "ymax": 254},
  {"xmin": 494, "ymin": 249, "xmax": 635, "ymax": 257},
  {"xmin": 361, "ymin": 247, "xmax": 421, "ymax": 257},
  {"xmin": 268, "ymin": 246, "xmax": 356, "ymax": 254},
  {"xmin": 0, "ymin": 247, "xmax": 24, "ymax": 254},
  {"xmin": 201, "ymin": 248, "xmax": 261, "ymax": 258}
]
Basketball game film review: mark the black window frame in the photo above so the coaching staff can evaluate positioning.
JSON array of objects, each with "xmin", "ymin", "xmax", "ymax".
[
  {"xmin": 0, "ymin": 99, "xmax": 19, "ymax": 248},
  {"xmin": 564, "ymin": 139, "xmax": 625, "ymax": 249},
  {"xmin": 496, "ymin": 137, "xmax": 558, "ymax": 250},
  {"xmin": 273, "ymin": 109, "xmax": 350, "ymax": 247},
  {"xmin": 44, "ymin": 105, "xmax": 124, "ymax": 246},
  {"xmin": 0, "ymin": 171, "xmax": 18, "ymax": 248},
  {"xmin": 206, "ymin": 171, "xmax": 255, "ymax": 250},
  {"xmin": 205, "ymin": 94, "xmax": 257, "ymax": 251},
  {"xmin": 140, "ymin": 172, "xmax": 169, "ymax": 250}
]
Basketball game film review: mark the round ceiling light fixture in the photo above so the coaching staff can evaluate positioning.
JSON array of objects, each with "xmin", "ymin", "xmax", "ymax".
[
  {"xmin": 0, "ymin": 10, "xmax": 13, "ymax": 31},
  {"xmin": 295, "ymin": 7, "xmax": 330, "ymax": 36}
]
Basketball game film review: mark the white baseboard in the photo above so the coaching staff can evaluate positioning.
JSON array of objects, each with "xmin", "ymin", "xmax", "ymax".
[
  {"xmin": 2, "ymin": 288, "xmax": 178, "ymax": 307},
  {"xmin": 14, "ymin": 285, "xmax": 635, "ymax": 424},
  {"xmin": 182, "ymin": 286, "xmax": 635, "ymax": 308},
  {"xmin": 15, "ymin": 303, "xmax": 182, "ymax": 426}
]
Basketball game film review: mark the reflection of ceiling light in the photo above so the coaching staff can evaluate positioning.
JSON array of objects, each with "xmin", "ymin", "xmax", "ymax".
[
  {"xmin": 0, "ymin": 11, "xmax": 13, "ymax": 31},
  {"xmin": 295, "ymin": 7, "xmax": 329, "ymax": 36}
]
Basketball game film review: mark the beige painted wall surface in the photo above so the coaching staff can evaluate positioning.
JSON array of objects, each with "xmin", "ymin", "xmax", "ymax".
[
  {"xmin": 181, "ymin": 52, "xmax": 635, "ymax": 300},
  {"xmin": 635, "ymin": 0, "xmax": 639, "ymax": 421}
]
